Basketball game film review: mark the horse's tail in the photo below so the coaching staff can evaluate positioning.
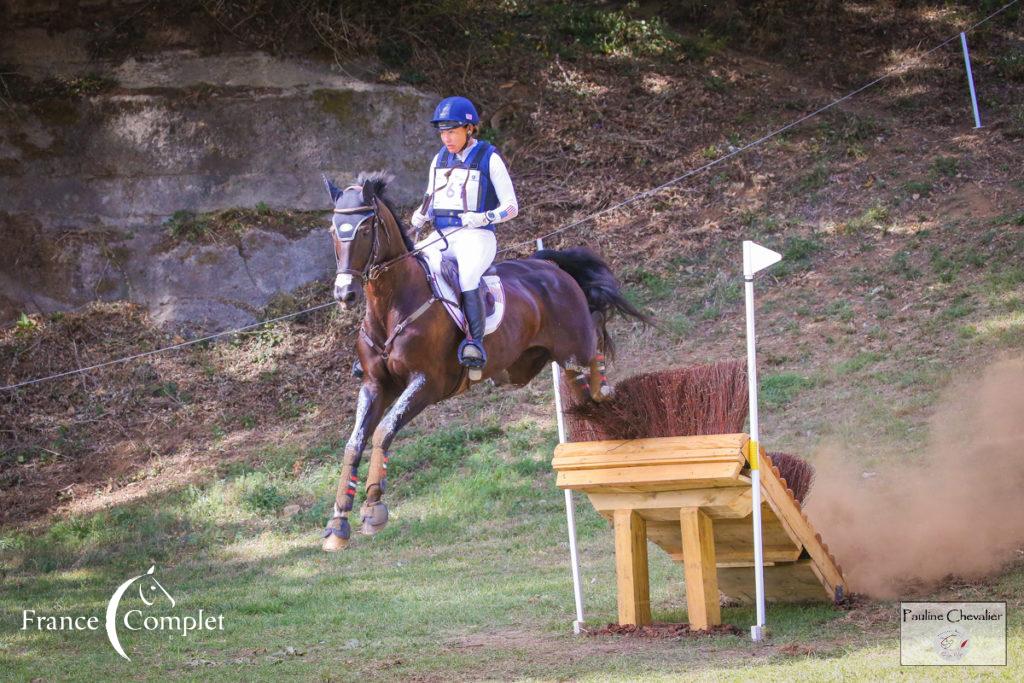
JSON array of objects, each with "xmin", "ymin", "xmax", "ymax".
[{"xmin": 531, "ymin": 247, "xmax": 654, "ymax": 359}]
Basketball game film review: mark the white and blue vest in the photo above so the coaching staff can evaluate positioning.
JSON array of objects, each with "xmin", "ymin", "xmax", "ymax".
[{"xmin": 428, "ymin": 141, "xmax": 501, "ymax": 231}]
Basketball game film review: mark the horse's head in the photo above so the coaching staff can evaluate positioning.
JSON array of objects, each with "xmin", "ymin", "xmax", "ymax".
[
  {"xmin": 324, "ymin": 171, "xmax": 411, "ymax": 309},
  {"xmin": 137, "ymin": 565, "xmax": 175, "ymax": 608},
  {"xmin": 325, "ymin": 174, "xmax": 377, "ymax": 308}
]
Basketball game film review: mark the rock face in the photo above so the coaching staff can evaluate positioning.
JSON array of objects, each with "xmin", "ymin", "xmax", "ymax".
[{"xmin": 0, "ymin": 17, "xmax": 437, "ymax": 330}]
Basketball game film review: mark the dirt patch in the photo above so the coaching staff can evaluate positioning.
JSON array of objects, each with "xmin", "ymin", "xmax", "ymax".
[
  {"xmin": 0, "ymin": 290, "xmax": 358, "ymax": 528},
  {"xmin": 586, "ymin": 622, "xmax": 743, "ymax": 638}
]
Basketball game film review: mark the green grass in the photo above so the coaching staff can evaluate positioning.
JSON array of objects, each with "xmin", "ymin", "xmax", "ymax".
[
  {"xmin": 836, "ymin": 351, "xmax": 884, "ymax": 375},
  {"xmin": 10, "ymin": 406, "xmax": 1019, "ymax": 681},
  {"xmin": 759, "ymin": 372, "xmax": 815, "ymax": 409},
  {"xmin": 843, "ymin": 204, "xmax": 890, "ymax": 234},
  {"xmin": 770, "ymin": 235, "xmax": 824, "ymax": 278}
]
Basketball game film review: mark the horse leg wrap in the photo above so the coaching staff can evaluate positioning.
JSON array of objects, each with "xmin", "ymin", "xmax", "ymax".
[
  {"xmin": 360, "ymin": 447, "xmax": 390, "ymax": 536},
  {"xmin": 590, "ymin": 354, "xmax": 612, "ymax": 401},
  {"xmin": 334, "ymin": 448, "xmax": 361, "ymax": 513},
  {"xmin": 365, "ymin": 448, "xmax": 388, "ymax": 502}
]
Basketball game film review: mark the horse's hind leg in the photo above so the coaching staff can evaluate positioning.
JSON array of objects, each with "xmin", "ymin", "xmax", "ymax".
[
  {"xmin": 588, "ymin": 311, "xmax": 612, "ymax": 402},
  {"xmin": 588, "ymin": 353, "xmax": 611, "ymax": 401},
  {"xmin": 360, "ymin": 374, "xmax": 436, "ymax": 536}
]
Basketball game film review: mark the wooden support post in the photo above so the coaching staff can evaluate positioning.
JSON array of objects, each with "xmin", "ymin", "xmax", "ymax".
[
  {"xmin": 612, "ymin": 509, "xmax": 651, "ymax": 625},
  {"xmin": 680, "ymin": 507, "xmax": 721, "ymax": 630}
]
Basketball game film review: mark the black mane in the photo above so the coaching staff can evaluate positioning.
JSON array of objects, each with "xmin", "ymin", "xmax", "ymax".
[{"xmin": 357, "ymin": 171, "xmax": 415, "ymax": 252}]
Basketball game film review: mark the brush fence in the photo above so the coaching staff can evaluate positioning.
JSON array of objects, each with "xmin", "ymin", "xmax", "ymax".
[{"xmin": 552, "ymin": 433, "xmax": 846, "ymax": 630}]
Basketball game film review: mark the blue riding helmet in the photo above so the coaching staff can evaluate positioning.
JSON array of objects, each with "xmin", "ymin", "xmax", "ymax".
[{"xmin": 431, "ymin": 96, "xmax": 479, "ymax": 129}]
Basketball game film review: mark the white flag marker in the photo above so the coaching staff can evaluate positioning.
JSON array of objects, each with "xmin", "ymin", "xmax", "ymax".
[
  {"xmin": 742, "ymin": 240, "xmax": 782, "ymax": 643},
  {"xmin": 539, "ymin": 238, "xmax": 585, "ymax": 635},
  {"xmin": 960, "ymin": 32, "xmax": 983, "ymax": 129}
]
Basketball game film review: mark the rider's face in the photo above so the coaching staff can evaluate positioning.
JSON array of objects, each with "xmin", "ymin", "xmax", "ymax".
[{"xmin": 439, "ymin": 125, "xmax": 470, "ymax": 153}]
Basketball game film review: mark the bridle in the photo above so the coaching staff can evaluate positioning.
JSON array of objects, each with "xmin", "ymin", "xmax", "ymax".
[
  {"xmin": 331, "ymin": 187, "xmax": 384, "ymax": 284},
  {"xmin": 331, "ymin": 184, "xmax": 448, "ymax": 364}
]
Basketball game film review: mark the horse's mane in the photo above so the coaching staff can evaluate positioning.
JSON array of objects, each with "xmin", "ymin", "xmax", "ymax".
[{"xmin": 357, "ymin": 171, "xmax": 415, "ymax": 252}]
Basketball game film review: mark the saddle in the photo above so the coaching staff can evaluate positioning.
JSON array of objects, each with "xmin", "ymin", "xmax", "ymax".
[{"xmin": 416, "ymin": 254, "xmax": 505, "ymax": 336}]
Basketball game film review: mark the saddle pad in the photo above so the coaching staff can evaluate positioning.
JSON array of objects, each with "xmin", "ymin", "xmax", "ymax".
[{"xmin": 434, "ymin": 273, "xmax": 505, "ymax": 337}]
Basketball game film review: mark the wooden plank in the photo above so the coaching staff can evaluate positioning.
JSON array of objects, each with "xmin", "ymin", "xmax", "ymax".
[
  {"xmin": 553, "ymin": 449, "xmax": 746, "ymax": 471},
  {"xmin": 711, "ymin": 514, "xmax": 802, "ymax": 561},
  {"xmin": 754, "ymin": 450, "xmax": 845, "ymax": 596},
  {"xmin": 680, "ymin": 508, "xmax": 720, "ymax": 630},
  {"xmin": 554, "ymin": 433, "xmax": 749, "ymax": 461},
  {"xmin": 644, "ymin": 523, "xmax": 799, "ymax": 564},
  {"xmin": 556, "ymin": 461, "xmax": 743, "ymax": 490},
  {"xmin": 613, "ymin": 509, "xmax": 651, "ymax": 626},
  {"xmin": 586, "ymin": 488, "xmax": 752, "ymax": 519},
  {"xmin": 566, "ymin": 478, "xmax": 748, "ymax": 495},
  {"xmin": 716, "ymin": 560, "xmax": 831, "ymax": 603}
]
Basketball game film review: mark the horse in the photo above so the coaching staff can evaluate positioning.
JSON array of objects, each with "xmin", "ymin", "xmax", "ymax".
[{"xmin": 321, "ymin": 171, "xmax": 650, "ymax": 551}]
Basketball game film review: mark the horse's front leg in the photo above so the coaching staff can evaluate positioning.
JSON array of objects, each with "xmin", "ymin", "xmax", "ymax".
[
  {"xmin": 360, "ymin": 373, "xmax": 438, "ymax": 536},
  {"xmin": 322, "ymin": 381, "xmax": 394, "ymax": 552}
]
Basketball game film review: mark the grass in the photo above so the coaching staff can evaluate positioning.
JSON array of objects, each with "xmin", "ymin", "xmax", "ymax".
[
  {"xmin": 9, "ymin": 407, "xmax": 1020, "ymax": 681},
  {"xmin": 836, "ymin": 351, "xmax": 884, "ymax": 375},
  {"xmin": 769, "ymin": 235, "xmax": 824, "ymax": 278},
  {"xmin": 759, "ymin": 372, "xmax": 815, "ymax": 409},
  {"xmin": 6, "ymin": 227, "xmax": 1024, "ymax": 678},
  {"xmin": 842, "ymin": 204, "xmax": 890, "ymax": 234}
]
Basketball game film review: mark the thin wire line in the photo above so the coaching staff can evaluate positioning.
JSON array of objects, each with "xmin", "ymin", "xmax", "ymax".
[
  {"xmin": 493, "ymin": 0, "xmax": 1020, "ymax": 255},
  {"xmin": 3, "ymin": 0, "xmax": 1018, "ymax": 392},
  {"xmin": 1, "ymin": 302, "xmax": 335, "ymax": 391}
]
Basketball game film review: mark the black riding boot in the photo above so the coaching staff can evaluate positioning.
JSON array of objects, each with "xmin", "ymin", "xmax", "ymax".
[{"xmin": 458, "ymin": 287, "xmax": 488, "ymax": 369}]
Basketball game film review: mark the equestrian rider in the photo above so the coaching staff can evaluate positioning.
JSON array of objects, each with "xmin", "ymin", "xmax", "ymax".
[{"xmin": 411, "ymin": 96, "xmax": 519, "ymax": 371}]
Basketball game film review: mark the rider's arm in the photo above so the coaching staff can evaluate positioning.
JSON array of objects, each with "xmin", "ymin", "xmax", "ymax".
[
  {"xmin": 411, "ymin": 152, "xmax": 439, "ymax": 229},
  {"xmin": 484, "ymin": 153, "xmax": 518, "ymax": 224}
]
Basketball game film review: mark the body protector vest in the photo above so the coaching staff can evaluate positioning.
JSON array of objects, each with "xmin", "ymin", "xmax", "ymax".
[{"xmin": 428, "ymin": 141, "xmax": 500, "ymax": 231}]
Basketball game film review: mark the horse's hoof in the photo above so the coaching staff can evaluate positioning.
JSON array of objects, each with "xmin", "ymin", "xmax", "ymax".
[
  {"xmin": 468, "ymin": 368, "xmax": 482, "ymax": 381},
  {"xmin": 359, "ymin": 501, "xmax": 389, "ymax": 536},
  {"xmin": 322, "ymin": 534, "xmax": 349, "ymax": 552},
  {"xmin": 321, "ymin": 517, "xmax": 351, "ymax": 552}
]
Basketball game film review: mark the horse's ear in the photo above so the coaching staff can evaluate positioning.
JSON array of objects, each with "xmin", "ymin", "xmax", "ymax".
[
  {"xmin": 322, "ymin": 173, "xmax": 343, "ymax": 203},
  {"xmin": 373, "ymin": 196, "xmax": 399, "ymax": 234}
]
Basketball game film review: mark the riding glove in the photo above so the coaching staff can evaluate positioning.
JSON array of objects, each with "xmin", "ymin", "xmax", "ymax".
[
  {"xmin": 459, "ymin": 211, "xmax": 490, "ymax": 229},
  {"xmin": 410, "ymin": 207, "xmax": 429, "ymax": 229}
]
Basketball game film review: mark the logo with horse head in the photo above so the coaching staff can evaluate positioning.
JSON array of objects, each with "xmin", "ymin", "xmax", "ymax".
[{"xmin": 105, "ymin": 564, "xmax": 175, "ymax": 660}]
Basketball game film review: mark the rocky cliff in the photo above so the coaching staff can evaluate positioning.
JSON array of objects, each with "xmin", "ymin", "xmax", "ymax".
[{"xmin": 1, "ymin": 3, "xmax": 436, "ymax": 329}]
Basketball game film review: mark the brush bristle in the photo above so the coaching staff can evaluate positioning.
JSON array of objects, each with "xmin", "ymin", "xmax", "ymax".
[{"xmin": 564, "ymin": 361, "xmax": 749, "ymax": 441}]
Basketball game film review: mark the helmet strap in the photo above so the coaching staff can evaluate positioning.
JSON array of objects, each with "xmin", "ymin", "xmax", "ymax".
[{"xmin": 457, "ymin": 126, "xmax": 475, "ymax": 154}]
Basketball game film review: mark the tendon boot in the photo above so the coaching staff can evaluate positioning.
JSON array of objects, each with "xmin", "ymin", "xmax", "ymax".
[{"xmin": 458, "ymin": 286, "xmax": 487, "ymax": 380}]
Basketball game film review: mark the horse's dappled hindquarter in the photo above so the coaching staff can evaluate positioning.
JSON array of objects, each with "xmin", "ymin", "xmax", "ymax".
[{"xmin": 320, "ymin": 173, "xmax": 650, "ymax": 551}]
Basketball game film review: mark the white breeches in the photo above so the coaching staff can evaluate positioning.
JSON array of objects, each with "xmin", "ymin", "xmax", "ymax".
[{"xmin": 417, "ymin": 228, "xmax": 497, "ymax": 292}]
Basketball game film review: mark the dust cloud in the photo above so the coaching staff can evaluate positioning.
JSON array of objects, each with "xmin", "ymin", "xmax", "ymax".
[{"xmin": 804, "ymin": 358, "xmax": 1024, "ymax": 598}]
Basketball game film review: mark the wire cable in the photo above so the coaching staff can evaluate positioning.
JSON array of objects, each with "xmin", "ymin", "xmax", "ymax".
[{"xmin": 3, "ymin": 0, "xmax": 1018, "ymax": 392}]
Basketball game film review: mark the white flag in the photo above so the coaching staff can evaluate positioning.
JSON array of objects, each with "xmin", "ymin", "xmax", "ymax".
[{"xmin": 743, "ymin": 241, "xmax": 782, "ymax": 278}]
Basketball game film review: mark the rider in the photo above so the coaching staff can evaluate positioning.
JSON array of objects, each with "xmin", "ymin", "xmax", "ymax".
[{"xmin": 411, "ymin": 96, "xmax": 519, "ymax": 371}]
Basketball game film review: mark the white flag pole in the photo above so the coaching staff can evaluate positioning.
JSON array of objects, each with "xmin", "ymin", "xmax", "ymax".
[
  {"xmin": 960, "ymin": 32, "xmax": 983, "ymax": 129},
  {"xmin": 538, "ymin": 237, "xmax": 585, "ymax": 634},
  {"xmin": 742, "ymin": 240, "xmax": 781, "ymax": 643}
]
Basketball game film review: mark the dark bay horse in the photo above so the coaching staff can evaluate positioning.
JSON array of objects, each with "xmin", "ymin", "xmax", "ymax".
[{"xmin": 321, "ymin": 172, "xmax": 650, "ymax": 551}]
